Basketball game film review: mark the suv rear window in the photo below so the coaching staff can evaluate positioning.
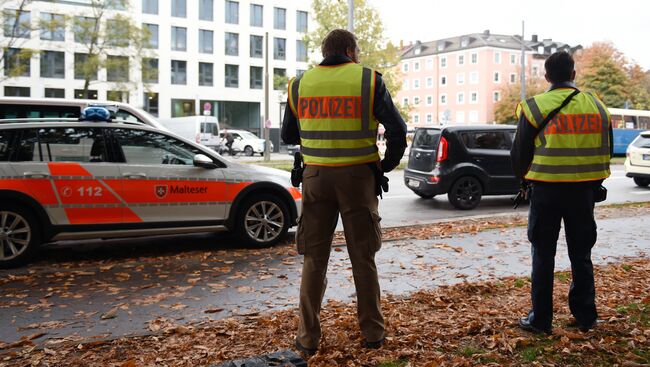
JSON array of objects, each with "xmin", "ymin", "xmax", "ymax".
[
  {"xmin": 0, "ymin": 104, "xmax": 79, "ymax": 119},
  {"xmin": 13, "ymin": 128, "xmax": 107, "ymax": 162},
  {"xmin": 412, "ymin": 129, "xmax": 440, "ymax": 149},
  {"xmin": 632, "ymin": 134, "xmax": 650, "ymax": 148},
  {"xmin": 460, "ymin": 131, "xmax": 512, "ymax": 150}
]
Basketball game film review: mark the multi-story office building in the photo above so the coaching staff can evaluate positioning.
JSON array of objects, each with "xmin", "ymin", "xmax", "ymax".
[
  {"xmin": 1, "ymin": 0, "xmax": 311, "ymax": 147},
  {"xmin": 398, "ymin": 30, "xmax": 579, "ymax": 126}
]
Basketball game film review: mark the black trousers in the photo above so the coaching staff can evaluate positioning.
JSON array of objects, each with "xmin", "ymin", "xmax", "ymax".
[{"xmin": 527, "ymin": 181, "xmax": 599, "ymax": 330}]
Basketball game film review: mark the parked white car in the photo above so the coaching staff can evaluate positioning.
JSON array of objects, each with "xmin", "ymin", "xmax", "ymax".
[
  {"xmin": 219, "ymin": 129, "xmax": 273, "ymax": 156},
  {"xmin": 625, "ymin": 130, "xmax": 650, "ymax": 187},
  {"xmin": 159, "ymin": 115, "xmax": 221, "ymax": 150}
]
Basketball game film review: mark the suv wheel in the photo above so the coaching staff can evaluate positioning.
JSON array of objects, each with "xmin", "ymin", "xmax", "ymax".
[
  {"xmin": 415, "ymin": 192, "xmax": 435, "ymax": 199},
  {"xmin": 633, "ymin": 177, "xmax": 650, "ymax": 187},
  {"xmin": 237, "ymin": 194, "xmax": 290, "ymax": 247},
  {"xmin": 448, "ymin": 176, "xmax": 483, "ymax": 210},
  {"xmin": 0, "ymin": 205, "xmax": 41, "ymax": 268},
  {"xmin": 244, "ymin": 146, "xmax": 254, "ymax": 156}
]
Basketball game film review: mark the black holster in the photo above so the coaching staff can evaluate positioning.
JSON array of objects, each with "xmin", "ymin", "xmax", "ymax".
[
  {"xmin": 368, "ymin": 163, "xmax": 389, "ymax": 198},
  {"xmin": 291, "ymin": 152, "xmax": 304, "ymax": 187}
]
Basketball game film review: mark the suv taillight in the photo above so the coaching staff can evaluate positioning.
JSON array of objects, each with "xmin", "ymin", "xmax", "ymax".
[{"xmin": 436, "ymin": 136, "xmax": 448, "ymax": 162}]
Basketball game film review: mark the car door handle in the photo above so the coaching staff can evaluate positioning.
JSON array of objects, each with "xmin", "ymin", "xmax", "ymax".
[
  {"xmin": 23, "ymin": 172, "xmax": 50, "ymax": 179},
  {"xmin": 122, "ymin": 172, "xmax": 147, "ymax": 179}
]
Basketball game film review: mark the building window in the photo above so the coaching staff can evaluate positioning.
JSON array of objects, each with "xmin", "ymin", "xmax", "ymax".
[
  {"xmin": 274, "ymin": 38, "xmax": 286, "ymax": 60},
  {"xmin": 402, "ymin": 62, "xmax": 409, "ymax": 73},
  {"xmin": 199, "ymin": 30, "xmax": 213, "ymax": 53},
  {"xmin": 297, "ymin": 10, "xmax": 308, "ymax": 32},
  {"xmin": 440, "ymin": 94, "xmax": 447, "ymax": 104},
  {"xmin": 4, "ymin": 86, "xmax": 30, "ymax": 97},
  {"xmin": 250, "ymin": 66, "xmax": 263, "ymax": 89},
  {"xmin": 273, "ymin": 68, "xmax": 286, "ymax": 90},
  {"xmin": 143, "ymin": 92, "xmax": 159, "ymax": 116},
  {"xmin": 250, "ymin": 4, "xmax": 263, "ymax": 27},
  {"xmin": 171, "ymin": 26, "xmax": 187, "ymax": 51},
  {"xmin": 40, "ymin": 13, "xmax": 65, "ymax": 41},
  {"xmin": 402, "ymin": 79, "xmax": 408, "ymax": 90},
  {"xmin": 74, "ymin": 53, "xmax": 97, "ymax": 80},
  {"xmin": 225, "ymin": 32, "xmax": 239, "ymax": 56},
  {"xmin": 469, "ymin": 110, "xmax": 479, "ymax": 122},
  {"xmin": 426, "ymin": 95, "xmax": 433, "ymax": 106},
  {"xmin": 440, "ymin": 75, "xmax": 447, "ymax": 86},
  {"xmin": 413, "ymin": 114, "xmax": 419, "ymax": 124},
  {"xmin": 493, "ymin": 71, "xmax": 500, "ymax": 83},
  {"xmin": 426, "ymin": 77, "xmax": 433, "ymax": 88},
  {"xmin": 225, "ymin": 64, "xmax": 238, "ymax": 87},
  {"xmin": 458, "ymin": 54, "xmax": 464, "ymax": 66},
  {"xmin": 296, "ymin": 40, "xmax": 307, "ymax": 62},
  {"xmin": 456, "ymin": 111, "xmax": 465, "ymax": 123},
  {"xmin": 44, "ymin": 88, "xmax": 64, "ymax": 98},
  {"xmin": 199, "ymin": 0, "xmax": 213, "ymax": 21},
  {"xmin": 105, "ymin": 18, "xmax": 131, "ymax": 47},
  {"xmin": 274, "ymin": 7, "xmax": 286, "ymax": 30},
  {"xmin": 40, "ymin": 50, "xmax": 65, "ymax": 78},
  {"xmin": 457, "ymin": 92, "xmax": 464, "ymax": 104},
  {"xmin": 144, "ymin": 24, "xmax": 158, "ymax": 48},
  {"xmin": 493, "ymin": 91, "xmax": 500, "ymax": 102},
  {"xmin": 225, "ymin": 1, "xmax": 239, "ymax": 24},
  {"xmin": 510, "ymin": 73, "xmax": 516, "ymax": 84},
  {"xmin": 171, "ymin": 99, "xmax": 195, "ymax": 117},
  {"xmin": 402, "ymin": 97, "xmax": 408, "ymax": 106},
  {"xmin": 142, "ymin": 0, "xmax": 158, "ymax": 14},
  {"xmin": 494, "ymin": 51, "xmax": 501, "ymax": 64},
  {"xmin": 457, "ymin": 73, "xmax": 465, "ymax": 85},
  {"xmin": 470, "ymin": 71, "xmax": 478, "ymax": 84},
  {"xmin": 142, "ymin": 58, "xmax": 158, "ymax": 83},
  {"xmin": 106, "ymin": 55, "xmax": 129, "ymax": 82},
  {"xmin": 250, "ymin": 35, "xmax": 263, "ymax": 58},
  {"xmin": 532, "ymin": 66, "xmax": 539, "ymax": 76},
  {"xmin": 199, "ymin": 62, "xmax": 213, "ymax": 86},
  {"xmin": 426, "ymin": 58, "xmax": 433, "ymax": 70},
  {"xmin": 171, "ymin": 0, "xmax": 186, "ymax": 17},
  {"xmin": 440, "ymin": 56, "xmax": 447, "ymax": 68},
  {"xmin": 414, "ymin": 96, "xmax": 420, "ymax": 105},
  {"xmin": 470, "ymin": 92, "xmax": 478, "ymax": 103},
  {"xmin": 107, "ymin": 90, "xmax": 129, "ymax": 103},
  {"xmin": 414, "ymin": 61, "xmax": 420, "ymax": 71},
  {"xmin": 471, "ymin": 52, "xmax": 478, "ymax": 64},
  {"xmin": 510, "ymin": 54, "xmax": 517, "ymax": 65},
  {"xmin": 3, "ymin": 48, "xmax": 30, "ymax": 77},
  {"xmin": 73, "ymin": 16, "xmax": 95, "ymax": 43},
  {"xmin": 171, "ymin": 60, "xmax": 187, "ymax": 85},
  {"xmin": 74, "ymin": 89, "xmax": 97, "ymax": 99},
  {"xmin": 413, "ymin": 79, "xmax": 420, "ymax": 89},
  {"xmin": 426, "ymin": 113, "xmax": 433, "ymax": 123},
  {"xmin": 3, "ymin": 10, "xmax": 30, "ymax": 39}
]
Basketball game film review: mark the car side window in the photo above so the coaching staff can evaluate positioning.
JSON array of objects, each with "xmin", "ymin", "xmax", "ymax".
[
  {"xmin": 113, "ymin": 128, "xmax": 202, "ymax": 165},
  {"xmin": 0, "ymin": 130, "xmax": 14, "ymax": 161},
  {"xmin": 462, "ymin": 131, "xmax": 511, "ymax": 150},
  {"xmin": 115, "ymin": 109, "xmax": 144, "ymax": 124},
  {"xmin": 13, "ymin": 127, "xmax": 107, "ymax": 162}
]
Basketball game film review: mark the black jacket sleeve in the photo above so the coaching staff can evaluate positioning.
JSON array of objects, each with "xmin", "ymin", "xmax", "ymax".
[
  {"xmin": 510, "ymin": 106, "xmax": 538, "ymax": 181},
  {"xmin": 374, "ymin": 72, "xmax": 407, "ymax": 172},
  {"xmin": 280, "ymin": 101, "xmax": 300, "ymax": 145}
]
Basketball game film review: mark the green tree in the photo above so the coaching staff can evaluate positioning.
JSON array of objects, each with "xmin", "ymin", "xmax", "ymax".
[
  {"xmin": 304, "ymin": 0, "xmax": 409, "ymax": 119},
  {"xmin": 1, "ymin": 0, "xmax": 34, "ymax": 82},
  {"xmin": 493, "ymin": 75, "xmax": 546, "ymax": 124},
  {"xmin": 625, "ymin": 64, "xmax": 650, "ymax": 110},
  {"xmin": 575, "ymin": 42, "xmax": 628, "ymax": 108}
]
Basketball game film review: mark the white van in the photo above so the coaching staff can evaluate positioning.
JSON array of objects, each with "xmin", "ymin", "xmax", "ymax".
[
  {"xmin": 160, "ymin": 115, "xmax": 221, "ymax": 149},
  {"xmin": 0, "ymin": 97, "xmax": 166, "ymax": 130}
]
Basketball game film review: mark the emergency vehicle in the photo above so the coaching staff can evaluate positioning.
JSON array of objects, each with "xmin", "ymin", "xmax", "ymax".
[{"xmin": 0, "ymin": 107, "xmax": 301, "ymax": 268}]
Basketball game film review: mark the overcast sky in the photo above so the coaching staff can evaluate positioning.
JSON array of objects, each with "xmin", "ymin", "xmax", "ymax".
[{"xmin": 371, "ymin": 0, "xmax": 650, "ymax": 69}]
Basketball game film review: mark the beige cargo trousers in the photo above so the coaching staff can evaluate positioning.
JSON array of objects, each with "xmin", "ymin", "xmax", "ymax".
[{"xmin": 296, "ymin": 164, "xmax": 384, "ymax": 349}]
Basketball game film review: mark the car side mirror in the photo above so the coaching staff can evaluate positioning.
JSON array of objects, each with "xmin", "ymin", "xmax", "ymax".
[{"xmin": 193, "ymin": 154, "xmax": 218, "ymax": 169}]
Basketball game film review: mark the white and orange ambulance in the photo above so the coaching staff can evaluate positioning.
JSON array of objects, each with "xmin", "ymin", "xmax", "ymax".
[{"xmin": 0, "ymin": 108, "xmax": 301, "ymax": 268}]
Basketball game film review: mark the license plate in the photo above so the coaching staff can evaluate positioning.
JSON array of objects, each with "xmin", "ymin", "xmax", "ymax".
[
  {"xmin": 644, "ymin": 154, "xmax": 650, "ymax": 161},
  {"xmin": 407, "ymin": 179, "xmax": 420, "ymax": 188}
]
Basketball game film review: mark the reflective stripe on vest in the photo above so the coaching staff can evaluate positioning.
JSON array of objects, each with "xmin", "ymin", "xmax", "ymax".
[
  {"xmin": 518, "ymin": 89, "xmax": 611, "ymax": 182},
  {"xmin": 290, "ymin": 63, "xmax": 379, "ymax": 166}
]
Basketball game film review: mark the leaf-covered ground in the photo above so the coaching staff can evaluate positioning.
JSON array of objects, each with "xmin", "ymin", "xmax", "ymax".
[{"xmin": 2, "ymin": 258, "xmax": 648, "ymax": 367}]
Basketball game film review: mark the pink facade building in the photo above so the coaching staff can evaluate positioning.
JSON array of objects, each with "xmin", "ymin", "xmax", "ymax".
[{"xmin": 397, "ymin": 30, "xmax": 580, "ymax": 126}]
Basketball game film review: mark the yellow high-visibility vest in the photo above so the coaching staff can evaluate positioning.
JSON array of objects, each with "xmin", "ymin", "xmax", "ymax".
[
  {"xmin": 516, "ymin": 88, "xmax": 611, "ymax": 182},
  {"xmin": 288, "ymin": 62, "xmax": 379, "ymax": 166}
]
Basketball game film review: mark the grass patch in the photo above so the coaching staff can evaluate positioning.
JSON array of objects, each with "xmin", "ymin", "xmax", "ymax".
[
  {"xmin": 554, "ymin": 272, "xmax": 571, "ymax": 282},
  {"xmin": 610, "ymin": 157, "xmax": 626, "ymax": 165},
  {"xmin": 458, "ymin": 345, "xmax": 485, "ymax": 357},
  {"xmin": 521, "ymin": 347, "xmax": 538, "ymax": 362},
  {"xmin": 622, "ymin": 264, "xmax": 633, "ymax": 271},
  {"xmin": 378, "ymin": 360, "xmax": 409, "ymax": 367},
  {"xmin": 514, "ymin": 278, "xmax": 526, "ymax": 288}
]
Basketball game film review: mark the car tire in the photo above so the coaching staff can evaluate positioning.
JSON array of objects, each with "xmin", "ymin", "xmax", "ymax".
[
  {"xmin": 244, "ymin": 146, "xmax": 254, "ymax": 156},
  {"xmin": 0, "ymin": 204, "xmax": 41, "ymax": 269},
  {"xmin": 414, "ymin": 192, "xmax": 435, "ymax": 199},
  {"xmin": 236, "ymin": 194, "xmax": 290, "ymax": 247},
  {"xmin": 448, "ymin": 176, "xmax": 483, "ymax": 210},
  {"xmin": 634, "ymin": 177, "xmax": 650, "ymax": 187}
]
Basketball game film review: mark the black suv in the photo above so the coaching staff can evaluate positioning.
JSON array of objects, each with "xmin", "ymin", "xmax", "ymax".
[{"xmin": 404, "ymin": 125, "xmax": 519, "ymax": 209}]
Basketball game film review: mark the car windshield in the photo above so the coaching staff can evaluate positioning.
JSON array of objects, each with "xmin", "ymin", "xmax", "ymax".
[
  {"xmin": 632, "ymin": 135, "xmax": 650, "ymax": 148},
  {"xmin": 239, "ymin": 131, "xmax": 259, "ymax": 139},
  {"xmin": 412, "ymin": 129, "xmax": 440, "ymax": 149}
]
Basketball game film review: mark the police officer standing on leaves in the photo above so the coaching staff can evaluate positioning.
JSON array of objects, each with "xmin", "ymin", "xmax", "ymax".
[
  {"xmin": 281, "ymin": 29, "xmax": 407, "ymax": 355},
  {"xmin": 511, "ymin": 51, "xmax": 613, "ymax": 334}
]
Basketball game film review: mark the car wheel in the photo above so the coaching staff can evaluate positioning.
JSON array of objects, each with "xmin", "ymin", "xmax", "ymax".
[
  {"xmin": 414, "ymin": 192, "xmax": 435, "ymax": 199},
  {"xmin": 236, "ymin": 194, "xmax": 290, "ymax": 247},
  {"xmin": 634, "ymin": 177, "xmax": 650, "ymax": 187},
  {"xmin": 0, "ymin": 205, "xmax": 41, "ymax": 269},
  {"xmin": 448, "ymin": 176, "xmax": 483, "ymax": 210},
  {"xmin": 244, "ymin": 146, "xmax": 254, "ymax": 156}
]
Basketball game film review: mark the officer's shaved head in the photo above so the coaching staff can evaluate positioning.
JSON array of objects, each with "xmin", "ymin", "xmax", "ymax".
[
  {"xmin": 321, "ymin": 29, "xmax": 359, "ymax": 60},
  {"xmin": 545, "ymin": 51, "xmax": 575, "ymax": 84}
]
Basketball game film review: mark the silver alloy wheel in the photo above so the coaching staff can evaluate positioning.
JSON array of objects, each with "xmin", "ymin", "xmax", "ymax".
[
  {"xmin": 244, "ymin": 201, "xmax": 285, "ymax": 243},
  {"xmin": 0, "ymin": 211, "xmax": 31, "ymax": 261}
]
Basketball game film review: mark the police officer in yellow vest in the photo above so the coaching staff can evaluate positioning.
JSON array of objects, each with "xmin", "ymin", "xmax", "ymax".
[
  {"xmin": 281, "ymin": 29, "xmax": 407, "ymax": 355},
  {"xmin": 511, "ymin": 51, "xmax": 613, "ymax": 334}
]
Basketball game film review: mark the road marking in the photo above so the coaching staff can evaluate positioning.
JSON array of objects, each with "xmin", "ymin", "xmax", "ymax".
[
  {"xmin": 630, "ymin": 191, "xmax": 650, "ymax": 195},
  {"xmin": 384, "ymin": 195, "xmax": 421, "ymax": 200}
]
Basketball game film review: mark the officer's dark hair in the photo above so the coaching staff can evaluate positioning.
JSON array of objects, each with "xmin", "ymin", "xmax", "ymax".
[
  {"xmin": 544, "ymin": 51, "xmax": 575, "ymax": 83},
  {"xmin": 321, "ymin": 29, "xmax": 358, "ymax": 58}
]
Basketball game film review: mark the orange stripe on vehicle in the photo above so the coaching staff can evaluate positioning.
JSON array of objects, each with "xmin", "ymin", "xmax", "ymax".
[
  {"xmin": 48, "ymin": 162, "xmax": 92, "ymax": 177},
  {"xmin": 0, "ymin": 179, "xmax": 59, "ymax": 205},
  {"xmin": 53, "ymin": 179, "xmax": 121, "ymax": 205},
  {"xmin": 120, "ymin": 180, "xmax": 234, "ymax": 203},
  {"xmin": 64, "ymin": 208, "xmax": 122, "ymax": 224},
  {"xmin": 288, "ymin": 187, "xmax": 302, "ymax": 200},
  {"xmin": 225, "ymin": 182, "xmax": 252, "ymax": 201},
  {"xmin": 123, "ymin": 208, "xmax": 143, "ymax": 223}
]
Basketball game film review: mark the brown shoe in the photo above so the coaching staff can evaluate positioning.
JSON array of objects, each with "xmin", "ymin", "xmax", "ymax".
[{"xmin": 294, "ymin": 339, "xmax": 317, "ymax": 357}]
